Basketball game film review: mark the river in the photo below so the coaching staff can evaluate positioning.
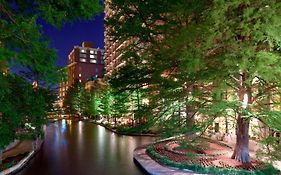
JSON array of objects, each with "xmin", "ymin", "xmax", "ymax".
[{"xmin": 17, "ymin": 119, "xmax": 155, "ymax": 175}]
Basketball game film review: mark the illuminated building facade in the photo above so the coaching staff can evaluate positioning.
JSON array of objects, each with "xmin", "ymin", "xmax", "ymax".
[
  {"xmin": 58, "ymin": 42, "xmax": 104, "ymax": 106},
  {"xmin": 104, "ymin": 0, "xmax": 130, "ymax": 76}
]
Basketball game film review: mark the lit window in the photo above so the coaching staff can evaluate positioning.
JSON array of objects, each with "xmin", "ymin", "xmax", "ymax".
[
  {"xmin": 80, "ymin": 58, "xmax": 86, "ymax": 62},
  {"xmin": 90, "ymin": 55, "xmax": 95, "ymax": 58},
  {"xmin": 79, "ymin": 79, "xmax": 82, "ymax": 83},
  {"xmin": 79, "ymin": 73, "xmax": 82, "ymax": 77},
  {"xmin": 90, "ymin": 59, "xmax": 96, "ymax": 63},
  {"xmin": 80, "ymin": 49, "xmax": 86, "ymax": 53},
  {"xmin": 90, "ymin": 50, "xmax": 94, "ymax": 54}
]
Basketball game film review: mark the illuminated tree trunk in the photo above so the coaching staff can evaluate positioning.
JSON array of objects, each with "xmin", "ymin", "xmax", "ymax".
[
  {"xmin": 185, "ymin": 87, "xmax": 195, "ymax": 130},
  {"xmin": 231, "ymin": 72, "xmax": 251, "ymax": 163},
  {"xmin": 232, "ymin": 114, "xmax": 250, "ymax": 162},
  {"xmin": 185, "ymin": 103, "xmax": 195, "ymax": 129}
]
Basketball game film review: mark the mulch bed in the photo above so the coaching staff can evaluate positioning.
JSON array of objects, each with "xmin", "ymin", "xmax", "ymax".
[{"xmin": 152, "ymin": 138, "xmax": 266, "ymax": 171}]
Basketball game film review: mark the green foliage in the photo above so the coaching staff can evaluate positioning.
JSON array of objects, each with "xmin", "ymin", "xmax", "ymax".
[
  {"xmin": 0, "ymin": 160, "xmax": 16, "ymax": 171},
  {"xmin": 112, "ymin": 90, "xmax": 130, "ymax": 118},
  {"xmin": 258, "ymin": 135, "xmax": 281, "ymax": 161},
  {"xmin": 0, "ymin": 75, "xmax": 54, "ymax": 148},
  {"xmin": 99, "ymin": 87, "xmax": 114, "ymax": 118},
  {"xmin": 107, "ymin": 0, "xmax": 281, "ymax": 162},
  {"xmin": 89, "ymin": 89, "xmax": 102, "ymax": 119},
  {"xmin": 0, "ymin": 0, "xmax": 102, "ymax": 150},
  {"xmin": 63, "ymin": 81, "xmax": 85, "ymax": 116}
]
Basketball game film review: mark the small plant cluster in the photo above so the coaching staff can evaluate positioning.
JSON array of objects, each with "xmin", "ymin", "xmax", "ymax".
[
  {"xmin": 0, "ymin": 160, "xmax": 16, "ymax": 171},
  {"xmin": 146, "ymin": 144, "xmax": 279, "ymax": 175}
]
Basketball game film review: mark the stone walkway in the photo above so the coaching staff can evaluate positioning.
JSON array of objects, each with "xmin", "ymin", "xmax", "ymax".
[
  {"xmin": 133, "ymin": 146, "xmax": 206, "ymax": 175},
  {"xmin": 3, "ymin": 141, "xmax": 33, "ymax": 160}
]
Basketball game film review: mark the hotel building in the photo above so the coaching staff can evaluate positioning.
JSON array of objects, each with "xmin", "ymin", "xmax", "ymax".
[
  {"xmin": 104, "ymin": 0, "xmax": 130, "ymax": 76},
  {"xmin": 58, "ymin": 42, "xmax": 105, "ymax": 104}
]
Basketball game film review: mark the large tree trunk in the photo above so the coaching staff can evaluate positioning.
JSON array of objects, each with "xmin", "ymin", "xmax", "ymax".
[
  {"xmin": 231, "ymin": 72, "xmax": 251, "ymax": 163},
  {"xmin": 185, "ymin": 86, "xmax": 195, "ymax": 130},
  {"xmin": 231, "ymin": 114, "xmax": 250, "ymax": 162},
  {"xmin": 185, "ymin": 103, "xmax": 195, "ymax": 129}
]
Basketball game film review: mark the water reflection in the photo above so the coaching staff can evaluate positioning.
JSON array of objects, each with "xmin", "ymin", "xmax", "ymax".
[{"xmin": 18, "ymin": 120, "xmax": 155, "ymax": 175}]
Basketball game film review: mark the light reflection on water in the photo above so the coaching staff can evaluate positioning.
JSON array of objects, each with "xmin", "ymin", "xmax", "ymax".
[
  {"xmin": 18, "ymin": 120, "xmax": 155, "ymax": 175},
  {"xmin": 61, "ymin": 119, "xmax": 67, "ymax": 132}
]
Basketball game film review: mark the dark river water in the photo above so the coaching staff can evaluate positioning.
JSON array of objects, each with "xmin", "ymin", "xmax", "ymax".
[{"xmin": 17, "ymin": 120, "xmax": 155, "ymax": 175}]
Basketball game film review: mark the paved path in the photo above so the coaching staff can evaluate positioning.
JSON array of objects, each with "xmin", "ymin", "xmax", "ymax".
[
  {"xmin": 3, "ymin": 141, "xmax": 33, "ymax": 160},
  {"xmin": 133, "ymin": 146, "xmax": 205, "ymax": 175}
]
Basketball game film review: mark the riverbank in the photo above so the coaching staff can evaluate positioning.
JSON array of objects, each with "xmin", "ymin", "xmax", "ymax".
[
  {"xmin": 88, "ymin": 119, "xmax": 160, "ymax": 137},
  {"xmin": 0, "ymin": 140, "xmax": 43, "ymax": 175}
]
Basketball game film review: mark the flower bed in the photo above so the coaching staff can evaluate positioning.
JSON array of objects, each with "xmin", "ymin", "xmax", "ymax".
[{"xmin": 146, "ymin": 138, "xmax": 279, "ymax": 175}]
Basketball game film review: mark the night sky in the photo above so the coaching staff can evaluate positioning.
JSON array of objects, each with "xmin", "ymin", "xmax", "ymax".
[{"xmin": 41, "ymin": 13, "xmax": 105, "ymax": 67}]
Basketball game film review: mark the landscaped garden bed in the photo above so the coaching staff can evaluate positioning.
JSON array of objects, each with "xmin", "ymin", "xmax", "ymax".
[
  {"xmin": 0, "ymin": 152, "xmax": 29, "ymax": 171},
  {"xmin": 146, "ymin": 137, "xmax": 279, "ymax": 175}
]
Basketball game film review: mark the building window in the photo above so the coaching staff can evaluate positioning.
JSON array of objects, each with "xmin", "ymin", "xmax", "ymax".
[
  {"xmin": 96, "ymin": 68, "xmax": 99, "ymax": 73},
  {"xmin": 90, "ymin": 50, "xmax": 94, "ymax": 54},
  {"xmin": 79, "ymin": 79, "xmax": 82, "ymax": 83},
  {"xmin": 80, "ymin": 54, "xmax": 86, "ymax": 58},
  {"xmin": 80, "ymin": 58, "xmax": 86, "ymax": 62},
  {"xmin": 79, "ymin": 73, "xmax": 82, "ymax": 77},
  {"xmin": 90, "ymin": 55, "xmax": 95, "ymax": 59},
  {"xmin": 90, "ymin": 59, "xmax": 96, "ymax": 63},
  {"xmin": 80, "ymin": 49, "xmax": 86, "ymax": 53}
]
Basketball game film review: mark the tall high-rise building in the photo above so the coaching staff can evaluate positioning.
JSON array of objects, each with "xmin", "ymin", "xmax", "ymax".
[{"xmin": 104, "ymin": 0, "xmax": 130, "ymax": 76}]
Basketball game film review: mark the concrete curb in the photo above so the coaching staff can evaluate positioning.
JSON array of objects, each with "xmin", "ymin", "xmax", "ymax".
[{"xmin": 133, "ymin": 146, "xmax": 203, "ymax": 175}]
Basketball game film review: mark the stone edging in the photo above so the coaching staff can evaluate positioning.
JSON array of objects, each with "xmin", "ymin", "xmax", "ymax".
[{"xmin": 133, "ymin": 146, "xmax": 198, "ymax": 175}]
